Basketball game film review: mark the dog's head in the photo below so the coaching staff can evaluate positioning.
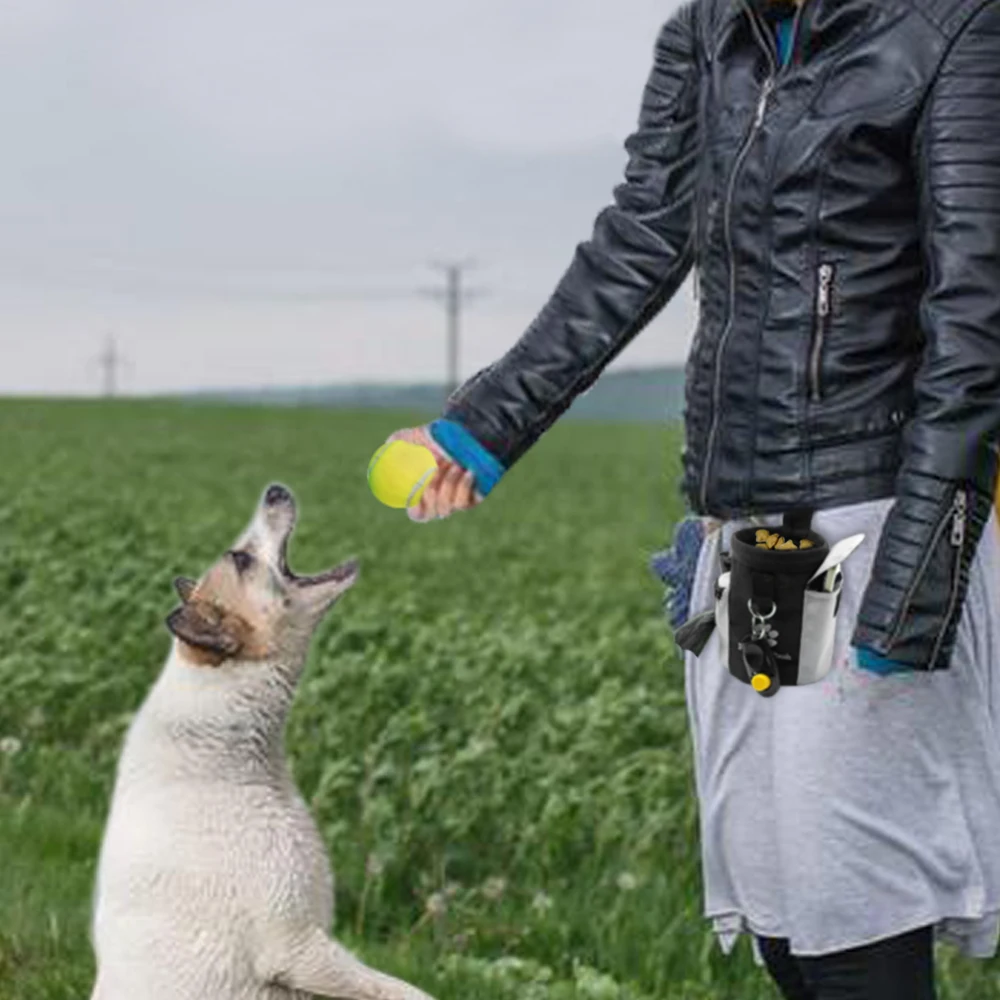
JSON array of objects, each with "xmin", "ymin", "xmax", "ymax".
[{"xmin": 166, "ymin": 483, "xmax": 359, "ymax": 667}]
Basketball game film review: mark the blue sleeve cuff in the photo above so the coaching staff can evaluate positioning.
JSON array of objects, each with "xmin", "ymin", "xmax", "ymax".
[
  {"xmin": 428, "ymin": 419, "xmax": 506, "ymax": 497},
  {"xmin": 854, "ymin": 645, "xmax": 913, "ymax": 675}
]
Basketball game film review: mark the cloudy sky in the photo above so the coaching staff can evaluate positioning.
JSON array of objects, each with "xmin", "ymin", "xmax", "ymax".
[{"xmin": 0, "ymin": 0, "xmax": 696, "ymax": 395}]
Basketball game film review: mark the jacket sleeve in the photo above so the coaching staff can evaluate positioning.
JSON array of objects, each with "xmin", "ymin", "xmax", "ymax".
[
  {"xmin": 852, "ymin": 0, "xmax": 1000, "ymax": 671},
  {"xmin": 441, "ymin": 1, "xmax": 702, "ymax": 468}
]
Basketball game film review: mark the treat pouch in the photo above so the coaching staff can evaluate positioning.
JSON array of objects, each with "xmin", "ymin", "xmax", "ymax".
[{"xmin": 713, "ymin": 509, "xmax": 861, "ymax": 693}]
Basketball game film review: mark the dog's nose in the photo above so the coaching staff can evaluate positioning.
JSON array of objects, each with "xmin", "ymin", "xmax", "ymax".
[{"xmin": 264, "ymin": 484, "xmax": 292, "ymax": 507}]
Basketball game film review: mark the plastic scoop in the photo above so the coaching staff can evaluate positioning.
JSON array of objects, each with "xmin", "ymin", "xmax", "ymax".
[{"xmin": 807, "ymin": 533, "xmax": 866, "ymax": 590}]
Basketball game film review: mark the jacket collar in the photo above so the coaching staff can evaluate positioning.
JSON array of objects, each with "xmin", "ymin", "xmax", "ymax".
[
  {"xmin": 719, "ymin": 0, "xmax": 792, "ymax": 30},
  {"xmin": 716, "ymin": 0, "xmax": 878, "ymax": 65}
]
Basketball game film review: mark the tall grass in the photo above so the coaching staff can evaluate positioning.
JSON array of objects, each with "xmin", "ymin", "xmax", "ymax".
[{"xmin": 0, "ymin": 400, "xmax": 995, "ymax": 999}]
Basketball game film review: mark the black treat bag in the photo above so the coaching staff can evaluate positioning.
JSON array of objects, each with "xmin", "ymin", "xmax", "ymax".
[{"xmin": 726, "ymin": 509, "xmax": 830, "ymax": 688}]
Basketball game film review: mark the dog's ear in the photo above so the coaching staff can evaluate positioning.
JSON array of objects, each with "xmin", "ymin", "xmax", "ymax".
[
  {"xmin": 166, "ymin": 600, "xmax": 244, "ymax": 661},
  {"xmin": 173, "ymin": 576, "xmax": 197, "ymax": 603}
]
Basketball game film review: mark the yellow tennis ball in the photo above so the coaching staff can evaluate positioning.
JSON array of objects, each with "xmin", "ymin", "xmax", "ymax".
[{"xmin": 367, "ymin": 440, "xmax": 439, "ymax": 509}]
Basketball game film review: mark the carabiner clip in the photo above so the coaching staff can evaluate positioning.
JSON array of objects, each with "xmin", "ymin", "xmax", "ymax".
[{"xmin": 739, "ymin": 633, "xmax": 781, "ymax": 697}]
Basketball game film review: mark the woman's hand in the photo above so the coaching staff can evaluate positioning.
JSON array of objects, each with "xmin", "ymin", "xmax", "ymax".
[{"xmin": 385, "ymin": 426, "xmax": 483, "ymax": 523}]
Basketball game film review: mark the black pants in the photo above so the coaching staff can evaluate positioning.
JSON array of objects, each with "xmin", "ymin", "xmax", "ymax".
[{"xmin": 756, "ymin": 925, "xmax": 936, "ymax": 1000}]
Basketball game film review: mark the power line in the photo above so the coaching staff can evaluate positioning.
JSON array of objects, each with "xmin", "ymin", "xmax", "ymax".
[{"xmin": 419, "ymin": 260, "xmax": 488, "ymax": 401}]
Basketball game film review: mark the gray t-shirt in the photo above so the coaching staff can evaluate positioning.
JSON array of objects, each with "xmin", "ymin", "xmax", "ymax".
[{"xmin": 683, "ymin": 496, "xmax": 1000, "ymax": 964}]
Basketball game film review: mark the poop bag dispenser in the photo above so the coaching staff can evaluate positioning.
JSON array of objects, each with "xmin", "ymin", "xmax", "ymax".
[{"xmin": 715, "ymin": 508, "xmax": 848, "ymax": 697}]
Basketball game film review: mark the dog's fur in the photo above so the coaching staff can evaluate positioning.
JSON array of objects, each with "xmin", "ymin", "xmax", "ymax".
[{"xmin": 90, "ymin": 484, "xmax": 435, "ymax": 1000}]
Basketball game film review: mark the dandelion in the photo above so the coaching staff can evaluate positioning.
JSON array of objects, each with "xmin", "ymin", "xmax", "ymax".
[
  {"xmin": 481, "ymin": 876, "xmax": 507, "ymax": 902},
  {"xmin": 615, "ymin": 871, "xmax": 638, "ymax": 892},
  {"xmin": 365, "ymin": 854, "xmax": 384, "ymax": 879},
  {"xmin": 531, "ymin": 891, "xmax": 554, "ymax": 914},
  {"xmin": 0, "ymin": 737, "xmax": 22, "ymax": 757},
  {"xmin": 405, "ymin": 889, "xmax": 450, "ymax": 940}
]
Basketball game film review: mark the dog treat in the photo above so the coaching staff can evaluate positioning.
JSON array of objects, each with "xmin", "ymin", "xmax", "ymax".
[{"xmin": 754, "ymin": 530, "xmax": 815, "ymax": 551}]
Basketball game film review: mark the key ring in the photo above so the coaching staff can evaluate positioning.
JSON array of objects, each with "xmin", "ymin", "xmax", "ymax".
[
  {"xmin": 748, "ymin": 597, "xmax": 776, "ymax": 621},
  {"xmin": 748, "ymin": 597, "xmax": 777, "ymax": 643}
]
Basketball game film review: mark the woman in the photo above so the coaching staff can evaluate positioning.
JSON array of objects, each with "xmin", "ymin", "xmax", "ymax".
[{"xmin": 386, "ymin": 0, "xmax": 1000, "ymax": 996}]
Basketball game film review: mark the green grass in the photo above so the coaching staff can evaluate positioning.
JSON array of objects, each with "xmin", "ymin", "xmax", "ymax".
[{"xmin": 0, "ymin": 399, "xmax": 997, "ymax": 999}]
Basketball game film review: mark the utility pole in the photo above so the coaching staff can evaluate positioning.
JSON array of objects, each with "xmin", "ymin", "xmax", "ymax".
[
  {"xmin": 98, "ymin": 334, "xmax": 122, "ymax": 397},
  {"xmin": 420, "ymin": 260, "xmax": 488, "ymax": 401}
]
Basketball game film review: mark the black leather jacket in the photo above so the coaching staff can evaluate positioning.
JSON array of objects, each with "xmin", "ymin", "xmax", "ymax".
[{"xmin": 443, "ymin": 0, "xmax": 1000, "ymax": 671}]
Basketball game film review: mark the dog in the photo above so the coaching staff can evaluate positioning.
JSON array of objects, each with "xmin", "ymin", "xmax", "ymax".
[{"xmin": 90, "ymin": 483, "xmax": 436, "ymax": 1000}]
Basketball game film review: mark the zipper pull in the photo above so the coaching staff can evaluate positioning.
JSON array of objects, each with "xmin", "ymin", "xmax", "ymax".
[
  {"xmin": 951, "ymin": 489, "xmax": 967, "ymax": 546},
  {"xmin": 817, "ymin": 263, "xmax": 833, "ymax": 317},
  {"xmin": 693, "ymin": 265, "xmax": 700, "ymax": 301},
  {"xmin": 754, "ymin": 78, "xmax": 775, "ymax": 126}
]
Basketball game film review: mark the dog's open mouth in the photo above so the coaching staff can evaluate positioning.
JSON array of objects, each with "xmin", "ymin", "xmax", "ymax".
[
  {"xmin": 277, "ymin": 535, "xmax": 358, "ymax": 588},
  {"xmin": 290, "ymin": 558, "xmax": 360, "ymax": 588}
]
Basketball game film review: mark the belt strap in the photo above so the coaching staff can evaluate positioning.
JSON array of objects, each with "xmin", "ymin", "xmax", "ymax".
[{"xmin": 782, "ymin": 507, "xmax": 814, "ymax": 533}]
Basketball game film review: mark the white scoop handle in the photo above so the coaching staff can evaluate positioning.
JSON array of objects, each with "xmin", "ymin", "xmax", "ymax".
[{"xmin": 807, "ymin": 533, "xmax": 866, "ymax": 584}]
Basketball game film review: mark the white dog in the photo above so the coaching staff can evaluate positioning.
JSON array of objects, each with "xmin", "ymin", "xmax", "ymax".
[{"xmin": 90, "ymin": 484, "xmax": 436, "ymax": 1000}]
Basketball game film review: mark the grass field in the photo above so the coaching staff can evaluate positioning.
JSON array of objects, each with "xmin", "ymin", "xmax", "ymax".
[{"xmin": 0, "ymin": 399, "xmax": 997, "ymax": 1000}]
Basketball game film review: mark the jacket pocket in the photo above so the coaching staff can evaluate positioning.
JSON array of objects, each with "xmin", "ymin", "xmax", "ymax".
[{"xmin": 808, "ymin": 262, "xmax": 834, "ymax": 402}]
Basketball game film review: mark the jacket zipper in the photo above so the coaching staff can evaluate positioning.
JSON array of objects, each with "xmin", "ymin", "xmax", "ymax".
[
  {"xmin": 885, "ymin": 487, "xmax": 967, "ymax": 657},
  {"xmin": 693, "ymin": 169, "xmax": 703, "ymax": 301},
  {"xmin": 927, "ymin": 488, "xmax": 968, "ymax": 669},
  {"xmin": 693, "ymin": 198, "xmax": 719, "ymax": 303},
  {"xmin": 699, "ymin": 0, "xmax": 797, "ymax": 511},
  {"xmin": 699, "ymin": 73, "xmax": 774, "ymax": 510},
  {"xmin": 809, "ymin": 262, "xmax": 834, "ymax": 401}
]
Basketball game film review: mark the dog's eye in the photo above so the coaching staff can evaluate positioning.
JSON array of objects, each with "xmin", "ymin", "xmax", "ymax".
[{"xmin": 229, "ymin": 550, "xmax": 254, "ymax": 575}]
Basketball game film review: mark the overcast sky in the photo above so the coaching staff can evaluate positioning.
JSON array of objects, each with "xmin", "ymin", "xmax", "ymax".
[{"xmin": 0, "ymin": 0, "xmax": 695, "ymax": 395}]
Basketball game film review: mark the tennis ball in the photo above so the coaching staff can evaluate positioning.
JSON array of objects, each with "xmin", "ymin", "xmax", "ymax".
[{"xmin": 367, "ymin": 440, "xmax": 439, "ymax": 509}]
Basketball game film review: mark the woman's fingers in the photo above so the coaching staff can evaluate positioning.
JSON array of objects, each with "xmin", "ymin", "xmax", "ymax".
[
  {"xmin": 408, "ymin": 460, "xmax": 448, "ymax": 522},
  {"xmin": 408, "ymin": 477, "xmax": 436, "ymax": 522},
  {"xmin": 407, "ymin": 462, "xmax": 475, "ymax": 521},
  {"xmin": 455, "ymin": 470, "xmax": 478, "ymax": 511},
  {"xmin": 438, "ymin": 462, "xmax": 467, "ymax": 515},
  {"xmin": 440, "ymin": 469, "xmax": 482, "ymax": 516},
  {"xmin": 424, "ymin": 462, "xmax": 457, "ymax": 520},
  {"xmin": 407, "ymin": 493, "xmax": 433, "ymax": 522},
  {"xmin": 385, "ymin": 425, "xmax": 482, "ymax": 522}
]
